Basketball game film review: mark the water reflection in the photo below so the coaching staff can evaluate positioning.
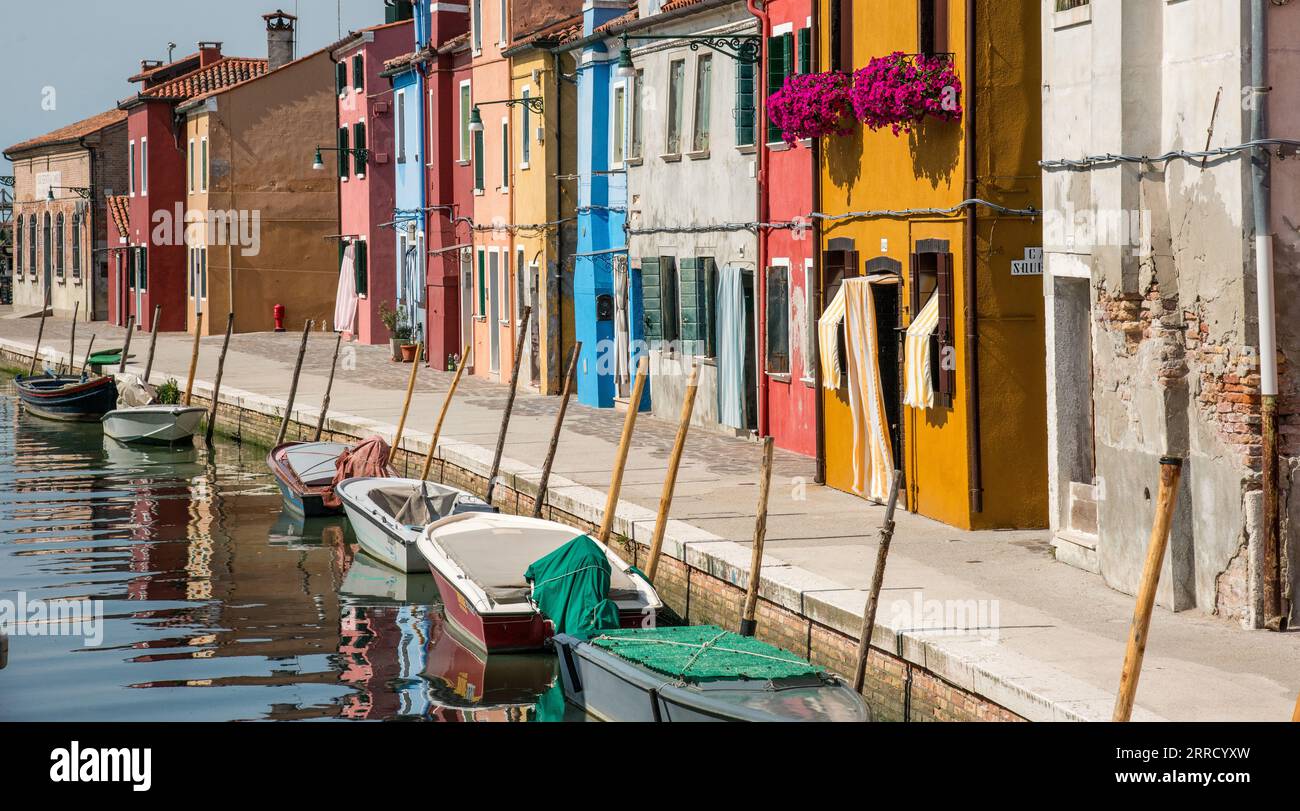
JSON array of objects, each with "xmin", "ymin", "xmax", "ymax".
[{"xmin": 0, "ymin": 379, "xmax": 568, "ymax": 721}]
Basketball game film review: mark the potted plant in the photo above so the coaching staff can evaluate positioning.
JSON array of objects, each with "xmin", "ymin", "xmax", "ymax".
[
  {"xmin": 767, "ymin": 71, "xmax": 855, "ymax": 145},
  {"xmin": 379, "ymin": 301, "xmax": 403, "ymax": 361},
  {"xmin": 850, "ymin": 51, "xmax": 963, "ymax": 135},
  {"xmin": 394, "ymin": 309, "xmax": 418, "ymax": 363}
]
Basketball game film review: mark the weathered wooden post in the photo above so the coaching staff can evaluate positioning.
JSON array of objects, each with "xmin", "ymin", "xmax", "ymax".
[
  {"xmin": 392, "ymin": 341, "xmax": 424, "ymax": 474},
  {"xmin": 596, "ymin": 354, "xmax": 649, "ymax": 544},
  {"xmin": 532, "ymin": 341, "xmax": 582, "ymax": 518},
  {"xmin": 66, "ymin": 301, "xmax": 79, "ymax": 375},
  {"xmin": 1113, "ymin": 457, "xmax": 1183, "ymax": 722},
  {"xmin": 78, "ymin": 335, "xmax": 96, "ymax": 377},
  {"xmin": 485, "ymin": 307, "xmax": 532, "ymax": 506},
  {"xmin": 275, "ymin": 319, "xmax": 314, "ymax": 446},
  {"xmin": 314, "ymin": 332, "xmax": 344, "ymax": 441},
  {"xmin": 142, "ymin": 305, "xmax": 162, "ymax": 382},
  {"xmin": 205, "ymin": 313, "xmax": 235, "ymax": 444},
  {"xmin": 645, "ymin": 362, "xmax": 700, "ymax": 582},
  {"xmin": 28, "ymin": 303, "xmax": 47, "ymax": 376},
  {"xmin": 420, "ymin": 343, "xmax": 472, "ymax": 481},
  {"xmin": 853, "ymin": 469, "xmax": 903, "ymax": 693},
  {"xmin": 182, "ymin": 311, "xmax": 204, "ymax": 406},
  {"xmin": 739, "ymin": 437, "xmax": 776, "ymax": 637},
  {"xmin": 117, "ymin": 315, "xmax": 136, "ymax": 374}
]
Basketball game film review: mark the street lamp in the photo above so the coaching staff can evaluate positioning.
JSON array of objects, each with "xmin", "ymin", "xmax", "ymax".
[
  {"xmin": 614, "ymin": 32, "xmax": 760, "ymax": 77},
  {"xmin": 468, "ymin": 106, "xmax": 484, "ymax": 133},
  {"xmin": 312, "ymin": 148, "xmax": 325, "ymax": 171},
  {"xmin": 312, "ymin": 145, "xmax": 370, "ymax": 171},
  {"xmin": 469, "ymin": 96, "xmax": 546, "ymax": 134},
  {"xmin": 47, "ymin": 186, "xmax": 92, "ymax": 201}
]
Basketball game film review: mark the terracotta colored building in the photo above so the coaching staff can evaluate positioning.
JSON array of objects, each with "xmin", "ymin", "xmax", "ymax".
[
  {"xmin": 332, "ymin": 18, "xmax": 414, "ymax": 345},
  {"xmin": 173, "ymin": 11, "xmax": 341, "ymax": 335},
  {"xmin": 5, "ymin": 108, "xmax": 128, "ymax": 321},
  {"xmin": 109, "ymin": 44, "xmax": 267, "ymax": 333}
]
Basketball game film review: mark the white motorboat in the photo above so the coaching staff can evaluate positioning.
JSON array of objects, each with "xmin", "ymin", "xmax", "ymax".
[
  {"xmin": 101, "ymin": 375, "xmax": 206, "ymax": 445},
  {"xmin": 102, "ymin": 404, "xmax": 208, "ymax": 444},
  {"xmin": 335, "ymin": 477, "xmax": 495, "ymax": 573}
]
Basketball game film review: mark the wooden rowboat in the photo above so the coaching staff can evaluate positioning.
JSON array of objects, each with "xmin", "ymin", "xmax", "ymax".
[
  {"xmin": 335, "ymin": 476, "xmax": 494, "ymax": 573},
  {"xmin": 14, "ymin": 373, "xmax": 118, "ymax": 421},
  {"xmin": 267, "ymin": 441, "xmax": 352, "ymax": 517}
]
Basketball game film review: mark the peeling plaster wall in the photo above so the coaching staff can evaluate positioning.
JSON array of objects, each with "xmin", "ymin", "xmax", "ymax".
[{"xmin": 1041, "ymin": 0, "xmax": 1290, "ymax": 625}]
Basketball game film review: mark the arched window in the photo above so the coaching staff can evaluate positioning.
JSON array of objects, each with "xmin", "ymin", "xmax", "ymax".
[
  {"xmin": 42, "ymin": 213, "xmax": 51, "ymax": 280},
  {"xmin": 27, "ymin": 213, "xmax": 37, "ymax": 278},
  {"xmin": 55, "ymin": 213, "xmax": 65, "ymax": 278},
  {"xmin": 71, "ymin": 213, "xmax": 82, "ymax": 279}
]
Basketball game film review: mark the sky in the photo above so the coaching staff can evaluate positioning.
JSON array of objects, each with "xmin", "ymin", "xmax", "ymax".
[{"xmin": 0, "ymin": 0, "xmax": 389, "ymax": 176}]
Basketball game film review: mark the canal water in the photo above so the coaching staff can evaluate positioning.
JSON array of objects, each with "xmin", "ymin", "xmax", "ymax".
[{"xmin": 0, "ymin": 376, "xmax": 577, "ymax": 721}]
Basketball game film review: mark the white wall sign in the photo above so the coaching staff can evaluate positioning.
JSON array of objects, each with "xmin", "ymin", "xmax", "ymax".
[{"xmin": 1012, "ymin": 246, "xmax": 1043, "ymax": 276}]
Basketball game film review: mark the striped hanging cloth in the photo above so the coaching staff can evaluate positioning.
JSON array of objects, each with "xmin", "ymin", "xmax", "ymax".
[
  {"xmin": 903, "ymin": 292, "xmax": 940, "ymax": 409},
  {"xmin": 842, "ymin": 277, "xmax": 897, "ymax": 502},
  {"xmin": 817, "ymin": 284, "xmax": 848, "ymax": 389}
]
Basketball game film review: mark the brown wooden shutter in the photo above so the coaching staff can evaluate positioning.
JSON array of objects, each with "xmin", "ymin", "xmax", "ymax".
[{"xmin": 935, "ymin": 251, "xmax": 955, "ymax": 407}]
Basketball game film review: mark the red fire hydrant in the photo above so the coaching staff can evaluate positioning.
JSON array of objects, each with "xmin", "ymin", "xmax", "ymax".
[{"xmin": 273, "ymin": 303, "xmax": 286, "ymax": 332}]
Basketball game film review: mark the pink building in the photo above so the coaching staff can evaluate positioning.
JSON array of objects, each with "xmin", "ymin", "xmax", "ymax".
[{"xmin": 332, "ymin": 19, "xmax": 413, "ymax": 345}]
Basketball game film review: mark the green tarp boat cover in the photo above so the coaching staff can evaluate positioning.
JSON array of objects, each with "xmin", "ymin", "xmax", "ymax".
[
  {"xmin": 589, "ymin": 625, "xmax": 821, "ymax": 684},
  {"xmin": 524, "ymin": 534, "xmax": 621, "ymax": 635}
]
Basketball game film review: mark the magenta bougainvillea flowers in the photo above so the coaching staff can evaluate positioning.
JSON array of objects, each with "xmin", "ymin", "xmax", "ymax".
[
  {"xmin": 767, "ymin": 71, "xmax": 855, "ymax": 145},
  {"xmin": 850, "ymin": 52, "xmax": 964, "ymax": 135}
]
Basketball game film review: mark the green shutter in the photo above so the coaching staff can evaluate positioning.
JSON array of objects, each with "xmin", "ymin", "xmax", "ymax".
[
  {"xmin": 138, "ymin": 247, "xmax": 147, "ymax": 291},
  {"xmin": 641, "ymin": 257, "xmax": 663, "ymax": 341},
  {"xmin": 353, "ymin": 54, "xmax": 364, "ymax": 91},
  {"xmin": 735, "ymin": 59, "xmax": 755, "ymax": 147},
  {"xmin": 703, "ymin": 257, "xmax": 718, "ymax": 358},
  {"xmin": 473, "ymin": 129, "xmax": 485, "ymax": 190},
  {"xmin": 336, "ymin": 61, "xmax": 347, "ymax": 94},
  {"xmin": 353, "ymin": 122, "xmax": 367, "ymax": 175},
  {"xmin": 798, "ymin": 27, "xmax": 812, "ymax": 74},
  {"xmin": 678, "ymin": 258, "xmax": 702, "ymax": 354},
  {"xmin": 338, "ymin": 126, "xmax": 350, "ymax": 178},
  {"xmin": 354, "ymin": 240, "xmax": 368, "ymax": 297},
  {"xmin": 766, "ymin": 35, "xmax": 786, "ymax": 143},
  {"xmin": 477, "ymin": 250, "xmax": 486, "ymax": 315}
]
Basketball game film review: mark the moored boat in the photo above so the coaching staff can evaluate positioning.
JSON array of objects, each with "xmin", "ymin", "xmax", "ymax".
[
  {"xmin": 267, "ymin": 441, "xmax": 353, "ymax": 516},
  {"xmin": 421, "ymin": 620, "xmax": 566, "ymax": 722},
  {"xmin": 335, "ymin": 476, "xmax": 494, "ymax": 573},
  {"xmin": 414, "ymin": 513, "xmax": 661, "ymax": 653},
  {"xmin": 14, "ymin": 373, "xmax": 118, "ymax": 421},
  {"xmin": 553, "ymin": 625, "xmax": 872, "ymax": 722},
  {"xmin": 102, "ymin": 404, "xmax": 207, "ymax": 444}
]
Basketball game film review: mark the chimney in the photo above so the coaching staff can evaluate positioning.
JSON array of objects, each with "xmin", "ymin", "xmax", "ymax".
[
  {"xmin": 198, "ymin": 41, "xmax": 224, "ymax": 67},
  {"xmin": 263, "ymin": 9, "xmax": 297, "ymax": 71}
]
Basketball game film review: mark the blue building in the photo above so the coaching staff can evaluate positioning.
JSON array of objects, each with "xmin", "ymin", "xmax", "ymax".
[
  {"xmin": 384, "ymin": 2, "xmax": 430, "ymax": 347},
  {"xmin": 554, "ymin": 2, "xmax": 640, "ymax": 410}
]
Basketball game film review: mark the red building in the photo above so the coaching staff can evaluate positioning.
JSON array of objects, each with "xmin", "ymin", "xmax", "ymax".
[
  {"xmin": 108, "ymin": 45, "xmax": 266, "ymax": 332},
  {"xmin": 756, "ymin": 0, "xmax": 818, "ymax": 458},
  {"xmin": 332, "ymin": 19, "xmax": 413, "ymax": 345}
]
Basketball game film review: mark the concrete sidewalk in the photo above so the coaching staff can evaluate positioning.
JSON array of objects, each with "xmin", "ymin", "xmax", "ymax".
[{"xmin": 3, "ymin": 317, "xmax": 1297, "ymax": 721}]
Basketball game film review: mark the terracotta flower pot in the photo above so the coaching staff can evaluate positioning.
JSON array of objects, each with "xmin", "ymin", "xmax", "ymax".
[{"xmin": 400, "ymin": 343, "xmax": 419, "ymax": 363}]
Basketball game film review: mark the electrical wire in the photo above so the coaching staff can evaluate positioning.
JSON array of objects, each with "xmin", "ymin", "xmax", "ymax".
[{"xmin": 1039, "ymin": 138, "xmax": 1300, "ymax": 170}]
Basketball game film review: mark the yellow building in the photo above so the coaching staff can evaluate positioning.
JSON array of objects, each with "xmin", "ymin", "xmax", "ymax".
[
  {"xmin": 815, "ymin": 0, "xmax": 1045, "ymax": 530},
  {"xmin": 500, "ymin": 9, "xmax": 581, "ymax": 394}
]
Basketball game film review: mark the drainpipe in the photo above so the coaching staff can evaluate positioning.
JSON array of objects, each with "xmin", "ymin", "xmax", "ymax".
[
  {"xmin": 748, "ymin": 0, "xmax": 770, "ymax": 438},
  {"xmin": 811, "ymin": 0, "xmax": 825, "ymax": 485},
  {"xmin": 1250, "ymin": 0, "xmax": 1285, "ymax": 630},
  {"xmin": 79, "ymin": 135, "xmax": 96, "ymax": 321},
  {"xmin": 963, "ymin": 0, "xmax": 984, "ymax": 515}
]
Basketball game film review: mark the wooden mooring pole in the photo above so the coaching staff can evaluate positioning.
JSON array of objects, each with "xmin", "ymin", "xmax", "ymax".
[
  {"xmin": 182, "ymin": 311, "xmax": 204, "ymax": 406},
  {"xmin": 66, "ymin": 301, "xmax": 78, "ymax": 376},
  {"xmin": 645, "ymin": 362, "xmax": 700, "ymax": 582},
  {"xmin": 142, "ymin": 305, "xmax": 162, "ymax": 383},
  {"xmin": 420, "ymin": 343, "xmax": 472, "ymax": 482},
  {"xmin": 314, "ymin": 332, "xmax": 344, "ymax": 441},
  {"xmin": 205, "ymin": 313, "xmax": 235, "ymax": 444},
  {"xmin": 392, "ymin": 341, "xmax": 424, "ymax": 474},
  {"xmin": 1113, "ymin": 456, "xmax": 1183, "ymax": 722},
  {"xmin": 739, "ymin": 437, "xmax": 776, "ymax": 637},
  {"xmin": 78, "ymin": 335, "xmax": 96, "ymax": 377},
  {"xmin": 485, "ymin": 306, "xmax": 532, "ymax": 506},
  {"xmin": 532, "ymin": 341, "xmax": 582, "ymax": 518},
  {"xmin": 28, "ymin": 302, "xmax": 47, "ymax": 376},
  {"xmin": 117, "ymin": 315, "xmax": 136, "ymax": 374},
  {"xmin": 275, "ymin": 319, "xmax": 314, "ymax": 446},
  {"xmin": 596, "ymin": 354, "xmax": 648, "ymax": 544},
  {"xmin": 853, "ymin": 470, "xmax": 903, "ymax": 693}
]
